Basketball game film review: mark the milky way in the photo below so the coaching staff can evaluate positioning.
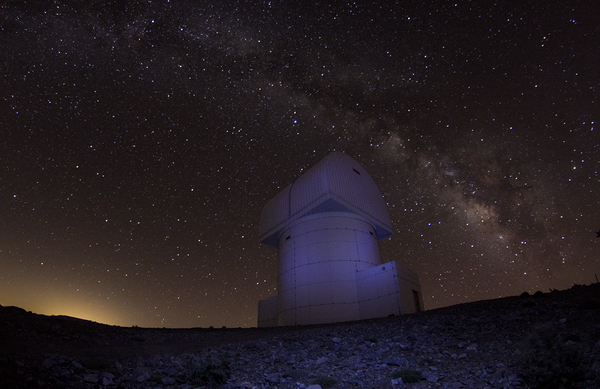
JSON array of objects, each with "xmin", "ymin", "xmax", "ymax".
[{"xmin": 1, "ymin": 1, "xmax": 598, "ymax": 328}]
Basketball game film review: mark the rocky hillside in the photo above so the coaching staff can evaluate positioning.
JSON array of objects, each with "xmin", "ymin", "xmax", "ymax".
[{"xmin": 1, "ymin": 283, "xmax": 599, "ymax": 388}]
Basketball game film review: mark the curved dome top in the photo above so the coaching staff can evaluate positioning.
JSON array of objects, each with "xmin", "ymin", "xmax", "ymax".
[{"xmin": 259, "ymin": 152, "xmax": 393, "ymax": 247}]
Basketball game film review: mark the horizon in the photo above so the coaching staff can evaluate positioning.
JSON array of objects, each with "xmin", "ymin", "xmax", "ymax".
[{"xmin": 3, "ymin": 281, "xmax": 595, "ymax": 329}]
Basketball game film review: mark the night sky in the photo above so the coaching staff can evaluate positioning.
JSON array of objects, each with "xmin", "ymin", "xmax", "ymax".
[{"xmin": 1, "ymin": 1, "xmax": 598, "ymax": 328}]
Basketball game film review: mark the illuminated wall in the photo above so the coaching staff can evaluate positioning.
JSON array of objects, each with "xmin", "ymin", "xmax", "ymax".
[{"xmin": 258, "ymin": 152, "xmax": 422, "ymax": 327}]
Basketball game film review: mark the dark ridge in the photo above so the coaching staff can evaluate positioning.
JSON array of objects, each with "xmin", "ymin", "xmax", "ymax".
[{"xmin": 1, "ymin": 283, "xmax": 599, "ymax": 359}]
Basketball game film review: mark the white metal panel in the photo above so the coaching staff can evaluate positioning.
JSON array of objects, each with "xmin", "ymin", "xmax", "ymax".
[
  {"xmin": 278, "ymin": 269, "xmax": 294, "ymax": 291},
  {"xmin": 327, "ymin": 154, "xmax": 384, "ymax": 219},
  {"xmin": 278, "ymin": 308, "xmax": 295, "ymax": 326},
  {"xmin": 331, "ymin": 303, "xmax": 360, "ymax": 323},
  {"xmin": 310, "ymin": 282, "xmax": 334, "ymax": 305},
  {"xmin": 308, "ymin": 241, "xmax": 327, "ymax": 263},
  {"xmin": 330, "ymin": 280, "xmax": 356, "ymax": 303},
  {"xmin": 278, "ymin": 252, "xmax": 294, "ymax": 275},
  {"xmin": 395, "ymin": 261, "xmax": 424, "ymax": 314},
  {"xmin": 329, "ymin": 227, "xmax": 351, "ymax": 244},
  {"xmin": 289, "ymin": 157, "xmax": 329, "ymax": 216},
  {"xmin": 259, "ymin": 152, "xmax": 393, "ymax": 248},
  {"xmin": 275, "ymin": 212, "xmax": 374, "ymax": 326},
  {"xmin": 356, "ymin": 262, "xmax": 402, "ymax": 319},
  {"xmin": 323, "ymin": 153, "xmax": 392, "ymax": 238},
  {"xmin": 259, "ymin": 185, "xmax": 291, "ymax": 247}
]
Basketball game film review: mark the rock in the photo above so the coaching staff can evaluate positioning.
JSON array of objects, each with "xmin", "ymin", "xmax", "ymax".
[
  {"xmin": 383, "ymin": 357, "xmax": 408, "ymax": 366},
  {"xmin": 508, "ymin": 374, "xmax": 523, "ymax": 386},
  {"xmin": 306, "ymin": 385, "xmax": 322, "ymax": 389},
  {"xmin": 161, "ymin": 376, "xmax": 176, "ymax": 385},
  {"xmin": 265, "ymin": 373, "xmax": 281, "ymax": 382},
  {"xmin": 285, "ymin": 369, "xmax": 309, "ymax": 380},
  {"xmin": 136, "ymin": 371, "xmax": 150, "ymax": 382},
  {"xmin": 83, "ymin": 373, "xmax": 99, "ymax": 383},
  {"xmin": 100, "ymin": 375, "xmax": 114, "ymax": 385},
  {"xmin": 41, "ymin": 358, "xmax": 56, "ymax": 369},
  {"xmin": 422, "ymin": 371, "xmax": 439, "ymax": 383}
]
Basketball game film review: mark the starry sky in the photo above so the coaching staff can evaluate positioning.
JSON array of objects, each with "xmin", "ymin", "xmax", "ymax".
[{"xmin": 1, "ymin": 1, "xmax": 598, "ymax": 328}]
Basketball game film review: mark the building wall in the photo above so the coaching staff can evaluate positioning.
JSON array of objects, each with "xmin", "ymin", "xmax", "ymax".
[
  {"xmin": 356, "ymin": 260, "xmax": 424, "ymax": 319},
  {"xmin": 276, "ymin": 212, "xmax": 380, "ymax": 326},
  {"xmin": 259, "ymin": 259, "xmax": 424, "ymax": 327},
  {"xmin": 395, "ymin": 261, "xmax": 424, "ymax": 314},
  {"xmin": 257, "ymin": 296, "xmax": 278, "ymax": 328},
  {"xmin": 356, "ymin": 262, "xmax": 402, "ymax": 319},
  {"xmin": 257, "ymin": 152, "xmax": 423, "ymax": 327},
  {"xmin": 259, "ymin": 152, "xmax": 393, "ymax": 248}
]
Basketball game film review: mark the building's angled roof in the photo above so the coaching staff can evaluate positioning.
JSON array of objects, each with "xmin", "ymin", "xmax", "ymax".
[{"xmin": 259, "ymin": 152, "xmax": 393, "ymax": 247}]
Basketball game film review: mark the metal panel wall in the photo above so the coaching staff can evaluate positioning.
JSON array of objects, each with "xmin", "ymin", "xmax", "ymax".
[
  {"xmin": 289, "ymin": 158, "xmax": 329, "ymax": 216},
  {"xmin": 325, "ymin": 153, "xmax": 392, "ymax": 234},
  {"xmin": 356, "ymin": 262, "xmax": 402, "ymax": 319},
  {"xmin": 257, "ymin": 296, "xmax": 278, "ymax": 328},
  {"xmin": 395, "ymin": 261, "xmax": 424, "ymax": 314},
  {"xmin": 259, "ymin": 185, "xmax": 291, "ymax": 247},
  {"xmin": 259, "ymin": 152, "xmax": 393, "ymax": 247},
  {"xmin": 276, "ymin": 212, "xmax": 379, "ymax": 326}
]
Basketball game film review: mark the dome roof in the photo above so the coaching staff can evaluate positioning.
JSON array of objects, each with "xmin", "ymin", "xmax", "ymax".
[{"xmin": 259, "ymin": 152, "xmax": 393, "ymax": 247}]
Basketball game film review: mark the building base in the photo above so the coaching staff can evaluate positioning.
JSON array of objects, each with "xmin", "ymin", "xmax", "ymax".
[{"xmin": 257, "ymin": 260, "xmax": 423, "ymax": 327}]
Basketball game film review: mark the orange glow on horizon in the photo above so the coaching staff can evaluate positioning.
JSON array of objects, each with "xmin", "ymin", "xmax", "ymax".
[
  {"xmin": 0, "ymin": 288, "xmax": 134, "ymax": 327},
  {"xmin": 34, "ymin": 300, "xmax": 129, "ymax": 326}
]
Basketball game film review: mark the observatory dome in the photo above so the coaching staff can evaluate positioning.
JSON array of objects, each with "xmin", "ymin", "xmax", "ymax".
[
  {"xmin": 257, "ymin": 152, "xmax": 422, "ymax": 327},
  {"xmin": 259, "ymin": 152, "xmax": 393, "ymax": 248}
]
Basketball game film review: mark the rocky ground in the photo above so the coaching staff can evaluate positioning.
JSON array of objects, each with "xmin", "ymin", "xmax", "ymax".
[{"xmin": 1, "ymin": 283, "xmax": 600, "ymax": 389}]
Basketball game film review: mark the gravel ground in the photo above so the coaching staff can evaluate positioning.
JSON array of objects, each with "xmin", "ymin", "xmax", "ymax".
[{"xmin": 1, "ymin": 283, "xmax": 599, "ymax": 388}]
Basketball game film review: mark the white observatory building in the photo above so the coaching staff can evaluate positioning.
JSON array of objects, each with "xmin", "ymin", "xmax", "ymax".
[{"xmin": 257, "ymin": 152, "xmax": 423, "ymax": 327}]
